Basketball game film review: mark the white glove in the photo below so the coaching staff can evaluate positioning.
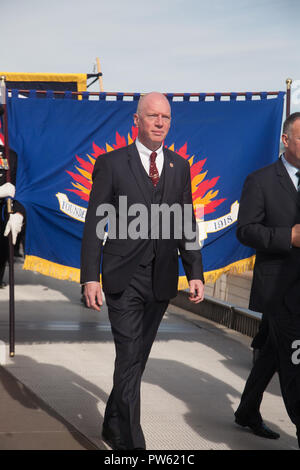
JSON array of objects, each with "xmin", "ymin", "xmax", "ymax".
[
  {"xmin": 0, "ymin": 182, "xmax": 16, "ymax": 199},
  {"xmin": 4, "ymin": 213, "xmax": 23, "ymax": 245}
]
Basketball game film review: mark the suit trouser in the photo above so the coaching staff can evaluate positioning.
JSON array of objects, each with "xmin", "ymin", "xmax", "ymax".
[
  {"xmin": 235, "ymin": 310, "xmax": 300, "ymax": 432},
  {"xmin": 251, "ymin": 312, "xmax": 269, "ymax": 350},
  {"xmin": 104, "ymin": 263, "xmax": 169, "ymax": 449},
  {"xmin": 235, "ymin": 334, "xmax": 277, "ymax": 426},
  {"xmin": 0, "ymin": 218, "xmax": 8, "ymax": 283}
]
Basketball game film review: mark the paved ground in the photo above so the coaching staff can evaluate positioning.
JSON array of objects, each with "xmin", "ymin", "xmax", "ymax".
[{"xmin": 0, "ymin": 260, "xmax": 298, "ymax": 450}]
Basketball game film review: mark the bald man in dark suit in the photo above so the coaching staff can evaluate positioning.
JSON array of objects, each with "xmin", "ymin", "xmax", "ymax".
[{"xmin": 81, "ymin": 92, "xmax": 204, "ymax": 450}]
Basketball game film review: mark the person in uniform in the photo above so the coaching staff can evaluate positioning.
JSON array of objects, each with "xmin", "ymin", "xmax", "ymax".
[{"xmin": 0, "ymin": 105, "xmax": 25, "ymax": 286}]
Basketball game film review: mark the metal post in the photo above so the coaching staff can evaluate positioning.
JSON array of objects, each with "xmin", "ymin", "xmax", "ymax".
[
  {"xmin": 0, "ymin": 76, "xmax": 15, "ymax": 357},
  {"xmin": 286, "ymin": 78, "xmax": 292, "ymax": 118},
  {"xmin": 96, "ymin": 58, "xmax": 104, "ymax": 92}
]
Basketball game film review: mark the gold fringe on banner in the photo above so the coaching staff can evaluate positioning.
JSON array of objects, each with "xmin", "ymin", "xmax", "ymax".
[
  {"xmin": 177, "ymin": 255, "xmax": 255, "ymax": 290},
  {"xmin": 23, "ymin": 255, "xmax": 81, "ymax": 283},
  {"xmin": 23, "ymin": 254, "xmax": 255, "ymax": 290}
]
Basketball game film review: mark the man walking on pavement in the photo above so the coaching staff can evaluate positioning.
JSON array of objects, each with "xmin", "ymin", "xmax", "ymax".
[
  {"xmin": 80, "ymin": 92, "xmax": 205, "ymax": 450},
  {"xmin": 234, "ymin": 112, "xmax": 300, "ymax": 447}
]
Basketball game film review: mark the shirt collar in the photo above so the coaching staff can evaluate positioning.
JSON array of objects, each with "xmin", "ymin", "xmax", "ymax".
[
  {"xmin": 281, "ymin": 153, "xmax": 299, "ymax": 175},
  {"xmin": 135, "ymin": 138, "xmax": 163, "ymax": 159}
]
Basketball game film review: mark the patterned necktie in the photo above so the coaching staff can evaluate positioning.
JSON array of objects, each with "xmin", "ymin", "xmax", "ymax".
[
  {"xmin": 149, "ymin": 151, "xmax": 160, "ymax": 187},
  {"xmin": 296, "ymin": 171, "xmax": 300, "ymax": 191}
]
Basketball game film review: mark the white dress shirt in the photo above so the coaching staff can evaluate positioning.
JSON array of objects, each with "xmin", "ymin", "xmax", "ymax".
[
  {"xmin": 135, "ymin": 138, "xmax": 164, "ymax": 176},
  {"xmin": 282, "ymin": 153, "xmax": 300, "ymax": 190}
]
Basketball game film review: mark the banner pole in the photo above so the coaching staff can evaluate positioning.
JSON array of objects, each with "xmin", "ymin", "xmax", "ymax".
[
  {"xmin": 0, "ymin": 76, "xmax": 15, "ymax": 357},
  {"xmin": 286, "ymin": 78, "xmax": 292, "ymax": 118},
  {"xmin": 96, "ymin": 58, "xmax": 104, "ymax": 92}
]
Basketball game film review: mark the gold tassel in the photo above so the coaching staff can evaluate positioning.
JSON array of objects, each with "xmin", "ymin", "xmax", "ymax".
[
  {"xmin": 178, "ymin": 255, "xmax": 255, "ymax": 290},
  {"xmin": 23, "ymin": 255, "xmax": 81, "ymax": 283},
  {"xmin": 23, "ymin": 255, "xmax": 255, "ymax": 290}
]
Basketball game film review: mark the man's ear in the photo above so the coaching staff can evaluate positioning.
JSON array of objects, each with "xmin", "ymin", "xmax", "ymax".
[{"xmin": 282, "ymin": 133, "xmax": 288, "ymax": 148}]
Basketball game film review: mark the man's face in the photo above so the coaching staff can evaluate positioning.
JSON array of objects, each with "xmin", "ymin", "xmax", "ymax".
[
  {"xmin": 134, "ymin": 94, "xmax": 171, "ymax": 151},
  {"xmin": 282, "ymin": 119, "xmax": 300, "ymax": 168}
]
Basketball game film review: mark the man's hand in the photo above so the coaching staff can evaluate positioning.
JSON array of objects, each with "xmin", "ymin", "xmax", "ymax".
[
  {"xmin": 0, "ymin": 182, "xmax": 15, "ymax": 199},
  {"xmin": 4, "ymin": 212, "xmax": 23, "ymax": 245},
  {"xmin": 291, "ymin": 224, "xmax": 300, "ymax": 247},
  {"xmin": 84, "ymin": 282, "xmax": 103, "ymax": 311},
  {"xmin": 188, "ymin": 279, "xmax": 204, "ymax": 304}
]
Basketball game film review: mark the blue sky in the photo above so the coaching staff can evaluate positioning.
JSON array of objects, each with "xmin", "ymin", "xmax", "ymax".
[{"xmin": 1, "ymin": 0, "xmax": 299, "ymax": 95}]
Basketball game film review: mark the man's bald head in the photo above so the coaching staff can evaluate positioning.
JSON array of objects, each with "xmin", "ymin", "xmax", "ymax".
[
  {"xmin": 136, "ymin": 92, "xmax": 171, "ymax": 117},
  {"xmin": 134, "ymin": 92, "xmax": 171, "ymax": 151}
]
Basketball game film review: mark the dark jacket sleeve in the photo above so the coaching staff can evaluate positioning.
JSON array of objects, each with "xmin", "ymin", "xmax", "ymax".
[
  {"xmin": 10, "ymin": 149, "xmax": 26, "ymax": 218},
  {"xmin": 237, "ymin": 173, "xmax": 292, "ymax": 253},
  {"xmin": 80, "ymin": 155, "xmax": 113, "ymax": 283},
  {"xmin": 178, "ymin": 160, "xmax": 204, "ymax": 282},
  {"xmin": 0, "ymin": 147, "xmax": 26, "ymax": 219}
]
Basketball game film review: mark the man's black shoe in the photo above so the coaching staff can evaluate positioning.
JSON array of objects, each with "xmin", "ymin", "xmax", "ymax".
[
  {"xmin": 0, "ymin": 281, "xmax": 7, "ymax": 289},
  {"xmin": 102, "ymin": 427, "xmax": 127, "ymax": 450},
  {"xmin": 235, "ymin": 417, "xmax": 280, "ymax": 439}
]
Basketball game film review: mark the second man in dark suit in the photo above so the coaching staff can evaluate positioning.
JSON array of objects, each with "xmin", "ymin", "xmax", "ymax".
[{"xmin": 234, "ymin": 112, "xmax": 300, "ymax": 447}]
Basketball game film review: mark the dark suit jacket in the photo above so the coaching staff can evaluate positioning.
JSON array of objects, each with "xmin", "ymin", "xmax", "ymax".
[
  {"xmin": 80, "ymin": 143, "xmax": 204, "ymax": 301},
  {"xmin": 237, "ymin": 158, "xmax": 300, "ymax": 314},
  {"xmin": 0, "ymin": 145, "xmax": 25, "ymax": 218}
]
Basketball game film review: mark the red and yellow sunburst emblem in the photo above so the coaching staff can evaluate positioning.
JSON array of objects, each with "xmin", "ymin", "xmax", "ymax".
[{"xmin": 66, "ymin": 127, "xmax": 225, "ymax": 215}]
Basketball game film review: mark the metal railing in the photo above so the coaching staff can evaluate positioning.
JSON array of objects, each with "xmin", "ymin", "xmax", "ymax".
[{"xmin": 171, "ymin": 292, "xmax": 261, "ymax": 338}]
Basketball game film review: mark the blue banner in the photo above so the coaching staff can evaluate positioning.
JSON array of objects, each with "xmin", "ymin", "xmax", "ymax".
[{"xmin": 7, "ymin": 92, "xmax": 284, "ymax": 287}]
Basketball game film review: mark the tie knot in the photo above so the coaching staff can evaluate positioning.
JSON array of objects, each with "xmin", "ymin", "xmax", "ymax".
[{"xmin": 150, "ymin": 151, "xmax": 157, "ymax": 163}]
